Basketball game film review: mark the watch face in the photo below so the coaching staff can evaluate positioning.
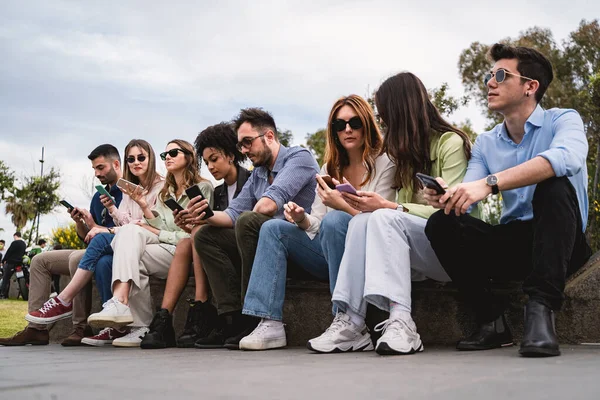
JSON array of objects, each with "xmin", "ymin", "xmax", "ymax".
[{"xmin": 486, "ymin": 175, "xmax": 498, "ymax": 186}]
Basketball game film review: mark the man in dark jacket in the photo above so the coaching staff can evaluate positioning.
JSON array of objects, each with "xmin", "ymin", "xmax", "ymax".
[{"xmin": 0, "ymin": 232, "xmax": 27, "ymax": 299}]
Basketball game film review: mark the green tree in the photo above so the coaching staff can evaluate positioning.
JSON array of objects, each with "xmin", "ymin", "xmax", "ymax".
[
  {"xmin": 4, "ymin": 187, "xmax": 35, "ymax": 231},
  {"xmin": 278, "ymin": 129, "xmax": 294, "ymax": 147},
  {"xmin": 304, "ymin": 128, "xmax": 327, "ymax": 167},
  {"xmin": 0, "ymin": 160, "xmax": 15, "ymax": 200}
]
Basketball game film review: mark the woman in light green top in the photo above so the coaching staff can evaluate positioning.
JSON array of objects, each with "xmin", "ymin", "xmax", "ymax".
[
  {"xmin": 308, "ymin": 72, "xmax": 474, "ymax": 356},
  {"xmin": 87, "ymin": 139, "xmax": 213, "ymax": 346}
]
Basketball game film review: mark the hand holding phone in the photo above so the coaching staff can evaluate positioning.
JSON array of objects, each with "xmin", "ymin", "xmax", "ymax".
[
  {"xmin": 95, "ymin": 185, "xmax": 115, "ymax": 203},
  {"xmin": 117, "ymin": 178, "xmax": 142, "ymax": 195},
  {"xmin": 415, "ymin": 173, "xmax": 446, "ymax": 195},
  {"xmin": 60, "ymin": 200, "xmax": 74, "ymax": 212},
  {"xmin": 318, "ymin": 175, "xmax": 337, "ymax": 190},
  {"xmin": 335, "ymin": 182, "xmax": 358, "ymax": 196},
  {"xmin": 185, "ymin": 185, "xmax": 214, "ymax": 219},
  {"xmin": 164, "ymin": 198, "xmax": 184, "ymax": 212}
]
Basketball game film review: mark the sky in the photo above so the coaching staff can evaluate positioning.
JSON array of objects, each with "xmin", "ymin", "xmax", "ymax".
[{"xmin": 0, "ymin": 0, "xmax": 597, "ymax": 246}]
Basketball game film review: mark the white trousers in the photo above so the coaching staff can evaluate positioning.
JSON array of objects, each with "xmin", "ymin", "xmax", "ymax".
[
  {"xmin": 331, "ymin": 209, "xmax": 450, "ymax": 317},
  {"xmin": 111, "ymin": 224, "xmax": 173, "ymax": 326}
]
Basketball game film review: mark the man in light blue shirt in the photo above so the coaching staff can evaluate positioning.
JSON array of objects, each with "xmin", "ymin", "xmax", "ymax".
[
  {"xmin": 424, "ymin": 43, "xmax": 592, "ymax": 358},
  {"xmin": 187, "ymin": 108, "xmax": 319, "ymax": 349}
]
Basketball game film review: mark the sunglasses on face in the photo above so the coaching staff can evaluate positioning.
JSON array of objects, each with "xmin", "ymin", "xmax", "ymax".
[
  {"xmin": 236, "ymin": 133, "xmax": 266, "ymax": 151},
  {"xmin": 126, "ymin": 155, "xmax": 147, "ymax": 164},
  {"xmin": 160, "ymin": 148, "xmax": 189, "ymax": 161},
  {"xmin": 332, "ymin": 116, "xmax": 363, "ymax": 132},
  {"xmin": 484, "ymin": 68, "xmax": 534, "ymax": 86}
]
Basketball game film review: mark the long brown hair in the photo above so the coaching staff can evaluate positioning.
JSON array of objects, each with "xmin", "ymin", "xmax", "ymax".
[
  {"xmin": 375, "ymin": 72, "xmax": 471, "ymax": 191},
  {"xmin": 159, "ymin": 139, "xmax": 206, "ymax": 201},
  {"xmin": 123, "ymin": 139, "xmax": 161, "ymax": 191},
  {"xmin": 323, "ymin": 95, "xmax": 383, "ymax": 186}
]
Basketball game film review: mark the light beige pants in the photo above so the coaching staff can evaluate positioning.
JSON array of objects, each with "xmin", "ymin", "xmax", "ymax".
[
  {"xmin": 111, "ymin": 224, "xmax": 173, "ymax": 327},
  {"xmin": 27, "ymin": 249, "xmax": 90, "ymax": 330}
]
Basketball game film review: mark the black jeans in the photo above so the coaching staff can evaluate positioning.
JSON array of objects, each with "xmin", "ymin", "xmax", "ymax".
[
  {"xmin": 425, "ymin": 177, "xmax": 592, "ymax": 323},
  {"xmin": 0, "ymin": 263, "xmax": 17, "ymax": 298},
  {"xmin": 194, "ymin": 212, "xmax": 272, "ymax": 315}
]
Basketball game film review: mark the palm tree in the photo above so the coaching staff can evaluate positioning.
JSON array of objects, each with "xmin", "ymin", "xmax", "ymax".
[{"xmin": 5, "ymin": 195, "xmax": 35, "ymax": 231}]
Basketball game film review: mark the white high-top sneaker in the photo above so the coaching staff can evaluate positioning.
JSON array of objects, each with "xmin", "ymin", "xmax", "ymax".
[
  {"xmin": 87, "ymin": 297, "xmax": 134, "ymax": 329},
  {"xmin": 239, "ymin": 319, "xmax": 287, "ymax": 350},
  {"xmin": 307, "ymin": 312, "xmax": 373, "ymax": 353},
  {"xmin": 374, "ymin": 317, "xmax": 424, "ymax": 355}
]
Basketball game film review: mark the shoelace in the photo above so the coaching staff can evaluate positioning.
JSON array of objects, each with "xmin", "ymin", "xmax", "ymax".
[
  {"xmin": 374, "ymin": 318, "xmax": 411, "ymax": 339},
  {"xmin": 96, "ymin": 327, "xmax": 112, "ymax": 338},
  {"xmin": 100, "ymin": 298, "xmax": 117, "ymax": 310},
  {"xmin": 323, "ymin": 313, "xmax": 350, "ymax": 337},
  {"xmin": 39, "ymin": 299, "xmax": 59, "ymax": 314},
  {"xmin": 249, "ymin": 320, "xmax": 280, "ymax": 336}
]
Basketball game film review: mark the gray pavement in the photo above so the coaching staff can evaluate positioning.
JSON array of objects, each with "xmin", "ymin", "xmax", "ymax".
[{"xmin": 1, "ymin": 344, "xmax": 600, "ymax": 399}]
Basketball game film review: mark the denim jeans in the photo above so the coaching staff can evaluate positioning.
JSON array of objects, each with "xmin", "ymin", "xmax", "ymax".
[
  {"xmin": 78, "ymin": 233, "xmax": 115, "ymax": 303},
  {"xmin": 242, "ymin": 219, "xmax": 329, "ymax": 321},
  {"xmin": 319, "ymin": 210, "xmax": 352, "ymax": 294}
]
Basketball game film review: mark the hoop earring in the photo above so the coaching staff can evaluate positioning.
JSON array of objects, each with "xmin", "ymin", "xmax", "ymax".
[{"xmin": 229, "ymin": 160, "xmax": 233, "ymax": 164}]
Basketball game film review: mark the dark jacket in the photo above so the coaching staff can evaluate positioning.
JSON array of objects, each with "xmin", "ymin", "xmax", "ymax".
[
  {"xmin": 213, "ymin": 166, "xmax": 251, "ymax": 211},
  {"xmin": 2, "ymin": 239, "xmax": 26, "ymax": 264}
]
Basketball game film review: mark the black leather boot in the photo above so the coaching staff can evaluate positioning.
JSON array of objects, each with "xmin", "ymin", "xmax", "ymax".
[
  {"xmin": 519, "ymin": 300, "xmax": 560, "ymax": 357},
  {"xmin": 223, "ymin": 313, "xmax": 259, "ymax": 350},
  {"xmin": 140, "ymin": 309, "xmax": 176, "ymax": 349},
  {"xmin": 177, "ymin": 299, "xmax": 218, "ymax": 348},
  {"xmin": 456, "ymin": 314, "xmax": 514, "ymax": 351}
]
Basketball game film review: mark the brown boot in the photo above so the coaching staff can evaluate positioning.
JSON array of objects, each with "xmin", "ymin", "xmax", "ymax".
[
  {"xmin": 61, "ymin": 325, "xmax": 94, "ymax": 347},
  {"xmin": 0, "ymin": 327, "xmax": 49, "ymax": 346}
]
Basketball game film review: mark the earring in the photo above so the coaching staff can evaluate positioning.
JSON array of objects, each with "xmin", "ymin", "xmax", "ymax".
[
  {"xmin": 229, "ymin": 160, "xmax": 233, "ymax": 164},
  {"xmin": 526, "ymin": 92, "xmax": 530, "ymax": 97}
]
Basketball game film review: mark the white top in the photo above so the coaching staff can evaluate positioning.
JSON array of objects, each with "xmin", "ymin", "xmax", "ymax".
[
  {"xmin": 227, "ymin": 182, "xmax": 237, "ymax": 205},
  {"xmin": 109, "ymin": 179, "xmax": 165, "ymax": 227},
  {"xmin": 304, "ymin": 153, "xmax": 397, "ymax": 240}
]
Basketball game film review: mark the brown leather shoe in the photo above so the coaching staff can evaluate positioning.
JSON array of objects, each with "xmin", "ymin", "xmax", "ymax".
[
  {"xmin": 0, "ymin": 327, "xmax": 49, "ymax": 346},
  {"xmin": 61, "ymin": 325, "xmax": 94, "ymax": 347}
]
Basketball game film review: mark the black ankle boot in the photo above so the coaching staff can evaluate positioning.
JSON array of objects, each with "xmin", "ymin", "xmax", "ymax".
[
  {"xmin": 140, "ymin": 309, "xmax": 176, "ymax": 349},
  {"xmin": 456, "ymin": 314, "xmax": 514, "ymax": 351},
  {"xmin": 194, "ymin": 314, "xmax": 228, "ymax": 349},
  {"xmin": 223, "ymin": 313, "xmax": 259, "ymax": 350},
  {"xmin": 177, "ymin": 299, "xmax": 218, "ymax": 348},
  {"xmin": 519, "ymin": 300, "xmax": 560, "ymax": 357}
]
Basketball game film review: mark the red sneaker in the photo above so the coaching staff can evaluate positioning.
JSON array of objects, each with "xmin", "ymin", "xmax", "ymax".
[
  {"xmin": 81, "ymin": 327, "xmax": 129, "ymax": 347},
  {"xmin": 25, "ymin": 298, "xmax": 73, "ymax": 324}
]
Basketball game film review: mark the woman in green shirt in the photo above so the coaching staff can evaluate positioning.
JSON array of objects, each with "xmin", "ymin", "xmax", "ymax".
[{"xmin": 308, "ymin": 72, "xmax": 473, "ymax": 355}]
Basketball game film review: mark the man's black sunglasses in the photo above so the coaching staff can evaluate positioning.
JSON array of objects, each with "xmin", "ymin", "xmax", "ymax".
[
  {"xmin": 126, "ymin": 155, "xmax": 147, "ymax": 164},
  {"xmin": 332, "ymin": 116, "xmax": 363, "ymax": 132},
  {"xmin": 160, "ymin": 148, "xmax": 190, "ymax": 161},
  {"xmin": 236, "ymin": 133, "xmax": 266, "ymax": 151}
]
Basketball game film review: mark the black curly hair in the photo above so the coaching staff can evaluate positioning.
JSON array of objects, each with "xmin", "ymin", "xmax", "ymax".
[{"xmin": 194, "ymin": 122, "xmax": 247, "ymax": 167}]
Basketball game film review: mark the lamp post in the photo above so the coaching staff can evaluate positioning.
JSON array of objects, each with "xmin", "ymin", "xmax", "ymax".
[{"xmin": 34, "ymin": 147, "xmax": 44, "ymax": 243}]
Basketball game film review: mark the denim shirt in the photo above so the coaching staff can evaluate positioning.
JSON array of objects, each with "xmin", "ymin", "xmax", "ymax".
[
  {"xmin": 224, "ymin": 145, "xmax": 320, "ymax": 225},
  {"xmin": 464, "ymin": 105, "xmax": 588, "ymax": 230}
]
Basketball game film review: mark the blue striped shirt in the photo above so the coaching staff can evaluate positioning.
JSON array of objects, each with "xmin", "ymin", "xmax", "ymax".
[{"xmin": 224, "ymin": 145, "xmax": 319, "ymax": 225}]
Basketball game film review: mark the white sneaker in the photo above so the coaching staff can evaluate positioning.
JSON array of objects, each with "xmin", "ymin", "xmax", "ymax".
[
  {"xmin": 112, "ymin": 327, "xmax": 150, "ymax": 348},
  {"xmin": 87, "ymin": 297, "xmax": 134, "ymax": 329},
  {"xmin": 307, "ymin": 312, "xmax": 373, "ymax": 353},
  {"xmin": 239, "ymin": 319, "xmax": 287, "ymax": 351},
  {"xmin": 81, "ymin": 327, "xmax": 129, "ymax": 347},
  {"xmin": 374, "ymin": 317, "xmax": 424, "ymax": 355}
]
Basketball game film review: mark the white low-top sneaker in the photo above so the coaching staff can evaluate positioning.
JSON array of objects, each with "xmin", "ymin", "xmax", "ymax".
[
  {"xmin": 87, "ymin": 297, "xmax": 134, "ymax": 329},
  {"xmin": 112, "ymin": 327, "xmax": 150, "ymax": 348},
  {"xmin": 239, "ymin": 319, "xmax": 287, "ymax": 351},
  {"xmin": 375, "ymin": 317, "xmax": 424, "ymax": 355},
  {"xmin": 307, "ymin": 312, "xmax": 374, "ymax": 353}
]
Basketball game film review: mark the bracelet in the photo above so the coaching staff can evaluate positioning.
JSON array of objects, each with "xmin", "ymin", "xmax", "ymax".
[{"xmin": 295, "ymin": 214, "xmax": 307, "ymax": 225}]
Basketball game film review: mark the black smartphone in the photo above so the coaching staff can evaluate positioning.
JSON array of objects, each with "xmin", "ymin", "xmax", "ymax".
[
  {"xmin": 185, "ymin": 185, "xmax": 214, "ymax": 219},
  {"xmin": 319, "ymin": 175, "xmax": 336, "ymax": 190},
  {"xmin": 60, "ymin": 200, "xmax": 75, "ymax": 212},
  {"xmin": 415, "ymin": 173, "xmax": 446, "ymax": 195},
  {"xmin": 164, "ymin": 198, "xmax": 185, "ymax": 212}
]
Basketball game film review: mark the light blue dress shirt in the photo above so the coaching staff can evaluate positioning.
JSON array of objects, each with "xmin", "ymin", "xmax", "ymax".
[
  {"xmin": 224, "ymin": 145, "xmax": 320, "ymax": 225},
  {"xmin": 464, "ymin": 105, "xmax": 589, "ymax": 230}
]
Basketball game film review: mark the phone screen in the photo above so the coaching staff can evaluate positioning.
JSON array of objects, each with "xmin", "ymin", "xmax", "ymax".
[{"xmin": 185, "ymin": 185, "xmax": 214, "ymax": 219}]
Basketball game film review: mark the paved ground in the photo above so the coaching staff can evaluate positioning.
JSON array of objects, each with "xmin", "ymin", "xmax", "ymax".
[{"xmin": 1, "ymin": 344, "xmax": 600, "ymax": 399}]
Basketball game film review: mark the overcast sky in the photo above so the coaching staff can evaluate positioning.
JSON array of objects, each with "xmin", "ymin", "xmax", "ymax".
[{"xmin": 0, "ymin": 0, "xmax": 597, "ymax": 245}]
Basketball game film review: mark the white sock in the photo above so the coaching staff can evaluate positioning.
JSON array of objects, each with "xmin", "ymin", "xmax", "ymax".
[
  {"xmin": 56, "ymin": 296, "xmax": 71, "ymax": 307},
  {"xmin": 389, "ymin": 302, "xmax": 411, "ymax": 321},
  {"xmin": 345, "ymin": 308, "xmax": 365, "ymax": 327}
]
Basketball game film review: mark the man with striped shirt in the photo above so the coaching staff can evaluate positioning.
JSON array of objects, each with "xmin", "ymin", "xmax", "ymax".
[{"xmin": 186, "ymin": 108, "xmax": 319, "ymax": 349}]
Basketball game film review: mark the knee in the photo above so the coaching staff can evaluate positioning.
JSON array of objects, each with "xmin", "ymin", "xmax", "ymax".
[
  {"xmin": 369, "ymin": 208, "xmax": 398, "ymax": 227},
  {"xmin": 533, "ymin": 176, "xmax": 574, "ymax": 205},
  {"xmin": 320, "ymin": 210, "xmax": 351, "ymax": 234},
  {"xmin": 94, "ymin": 256, "xmax": 113, "ymax": 277},
  {"xmin": 236, "ymin": 211, "xmax": 261, "ymax": 232},
  {"xmin": 259, "ymin": 219, "xmax": 287, "ymax": 239},
  {"xmin": 194, "ymin": 224, "xmax": 216, "ymax": 251},
  {"xmin": 175, "ymin": 238, "xmax": 192, "ymax": 257},
  {"xmin": 424, "ymin": 209, "xmax": 455, "ymax": 241}
]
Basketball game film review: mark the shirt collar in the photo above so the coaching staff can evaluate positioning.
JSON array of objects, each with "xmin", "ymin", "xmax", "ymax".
[
  {"xmin": 255, "ymin": 145, "xmax": 288, "ymax": 179},
  {"xmin": 497, "ymin": 104, "xmax": 545, "ymax": 141}
]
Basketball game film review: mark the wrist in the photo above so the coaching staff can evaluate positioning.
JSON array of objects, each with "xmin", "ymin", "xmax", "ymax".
[{"xmin": 296, "ymin": 214, "xmax": 307, "ymax": 224}]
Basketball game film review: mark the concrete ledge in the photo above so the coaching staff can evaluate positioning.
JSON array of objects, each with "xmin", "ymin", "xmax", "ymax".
[{"xmin": 49, "ymin": 250, "xmax": 600, "ymax": 346}]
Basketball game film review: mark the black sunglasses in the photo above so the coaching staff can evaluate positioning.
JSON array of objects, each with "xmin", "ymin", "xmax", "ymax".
[
  {"xmin": 160, "ymin": 148, "xmax": 190, "ymax": 161},
  {"xmin": 126, "ymin": 155, "xmax": 147, "ymax": 164},
  {"xmin": 236, "ymin": 133, "xmax": 266, "ymax": 151},
  {"xmin": 484, "ymin": 68, "xmax": 534, "ymax": 86},
  {"xmin": 332, "ymin": 117, "xmax": 363, "ymax": 132}
]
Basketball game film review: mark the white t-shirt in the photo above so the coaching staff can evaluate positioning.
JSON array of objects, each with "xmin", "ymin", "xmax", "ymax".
[{"xmin": 227, "ymin": 182, "xmax": 237, "ymax": 205}]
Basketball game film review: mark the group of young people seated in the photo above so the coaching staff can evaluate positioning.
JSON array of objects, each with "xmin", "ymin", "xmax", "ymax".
[{"xmin": 0, "ymin": 43, "xmax": 591, "ymax": 358}]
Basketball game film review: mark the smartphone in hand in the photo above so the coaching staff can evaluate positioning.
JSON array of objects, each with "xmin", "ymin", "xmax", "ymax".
[
  {"xmin": 415, "ymin": 173, "xmax": 446, "ymax": 195},
  {"xmin": 117, "ymin": 178, "xmax": 142, "ymax": 194},
  {"xmin": 319, "ymin": 175, "xmax": 336, "ymax": 190},
  {"xmin": 164, "ymin": 198, "xmax": 184, "ymax": 212},
  {"xmin": 335, "ymin": 182, "xmax": 358, "ymax": 196},
  {"xmin": 185, "ymin": 185, "xmax": 214, "ymax": 219},
  {"xmin": 95, "ymin": 185, "xmax": 115, "ymax": 203},
  {"xmin": 59, "ymin": 200, "xmax": 75, "ymax": 212}
]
